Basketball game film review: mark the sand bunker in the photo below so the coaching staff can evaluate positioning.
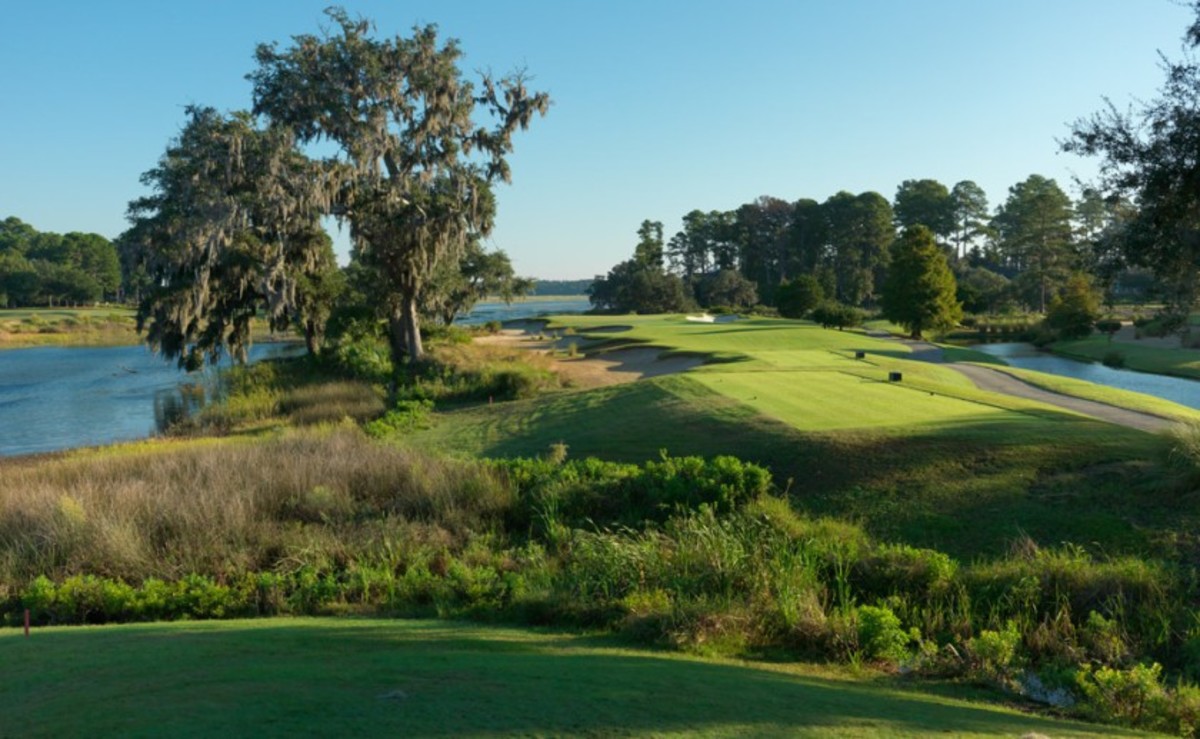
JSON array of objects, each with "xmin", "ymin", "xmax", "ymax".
[
  {"xmin": 556, "ymin": 347, "xmax": 703, "ymax": 387},
  {"xmin": 474, "ymin": 329, "xmax": 702, "ymax": 387}
]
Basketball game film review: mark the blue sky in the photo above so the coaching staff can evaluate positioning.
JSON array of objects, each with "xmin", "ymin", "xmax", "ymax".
[{"xmin": 0, "ymin": 0, "xmax": 1193, "ymax": 279}]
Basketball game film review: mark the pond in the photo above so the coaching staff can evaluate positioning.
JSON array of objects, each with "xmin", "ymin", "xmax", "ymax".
[
  {"xmin": 972, "ymin": 342, "xmax": 1200, "ymax": 410},
  {"xmin": 0, "ymin": 298, "xmax": 591, "ymax": 457}
]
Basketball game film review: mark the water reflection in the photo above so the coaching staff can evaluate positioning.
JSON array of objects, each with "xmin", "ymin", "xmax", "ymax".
[
  {"xmin": 0, "ymin": 342, "xmax": 302, "ymax": 456},
  {"xmin": 973, "ymin": 342, "xmax": 1200, "ymax": 410},
  {"xmin": 153, "ymin": 381, "xmax": 210, "ymax": 434}
]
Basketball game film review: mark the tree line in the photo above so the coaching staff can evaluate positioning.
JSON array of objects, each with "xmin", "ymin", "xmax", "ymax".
[
  {"xmin": 590, "ymin": 174, "xmax": 1140, "ymax": 328},
  {"xmin": 0, "ymin": 217, "xmax": 122, "ymax": 307},
  {"xmin": 594, "ymin": 0, "xmax": 1200, "ymax": 343}
]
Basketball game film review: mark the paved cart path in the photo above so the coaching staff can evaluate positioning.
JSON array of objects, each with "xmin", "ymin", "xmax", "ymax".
[{"xmin": 872, "ymin": 334, "xmax": 1174, "ymax": 433}]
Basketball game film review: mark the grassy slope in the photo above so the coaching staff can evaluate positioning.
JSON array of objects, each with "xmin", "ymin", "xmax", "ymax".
[
  {"xmin": 1054, "ymin": 335, "xmax": 1200, "ymax": 379},
  {"xmin": 415, "ymin": 317, "xmax": 1186, "ymax": 559},
  {"xmin": 0, "ymin": 618, "xmax": 1137, "ymax": 738}
]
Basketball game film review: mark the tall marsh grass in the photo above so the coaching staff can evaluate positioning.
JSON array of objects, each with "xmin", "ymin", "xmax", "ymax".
[{"xmin": 0, "ymin": 429, "xmax": 509, "ymax": 585}]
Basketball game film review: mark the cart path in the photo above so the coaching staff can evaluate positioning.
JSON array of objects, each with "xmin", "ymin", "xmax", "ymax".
[{"xmin": 877, "ymin": 335, "xmax": 1174, "ymax": 433}]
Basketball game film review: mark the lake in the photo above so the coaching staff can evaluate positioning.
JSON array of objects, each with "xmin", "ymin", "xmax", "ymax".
[
  {"xmin": 0, "ymin": 343, "xmax": 305, "ymax": 457},
  {"xmin": 454, "ymin": 297, "xmax": 590, "ymax": 325},
  {"xmin": 0, "ymin": 298, "xmax": 590, "ymax": 457},
  {"xmin": 973, "ymin": 342, "xmax": 1200, "ymax": 410}
]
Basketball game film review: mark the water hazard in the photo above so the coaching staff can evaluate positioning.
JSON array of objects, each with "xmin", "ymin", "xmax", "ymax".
[
  {"xmin": 0, "ymin": 298, "xmax": 591, "ymax": 457},
  {"xmin": 973, "ymin": 342, "xmax": 1200, "ymax": 410},
  {"xmin": 0, "ymin": 343, "xmax": 304, "ymax": 457}
]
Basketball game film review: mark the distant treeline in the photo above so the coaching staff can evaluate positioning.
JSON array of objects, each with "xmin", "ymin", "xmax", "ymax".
[
  {"xmin": 530, "ymin": 279, "xmax": 590, "ymax": 296},
  {"xmin": 0, "ymin": 217, "xmax": 123, "ymax": 308},
  {"xmin": 589, "ymin": 176, "xmax": 1161, "ymax": 317}
]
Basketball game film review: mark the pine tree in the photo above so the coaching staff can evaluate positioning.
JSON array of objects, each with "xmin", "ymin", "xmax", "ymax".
[{"xmin": 881, "ymin": 226, "xmax": 963, "ymax": 339}]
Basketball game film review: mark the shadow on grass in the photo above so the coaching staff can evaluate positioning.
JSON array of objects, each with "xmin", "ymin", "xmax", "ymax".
[{"xmin": 0, "ymin": 619, "xmax": 1130, "ymax": 737}]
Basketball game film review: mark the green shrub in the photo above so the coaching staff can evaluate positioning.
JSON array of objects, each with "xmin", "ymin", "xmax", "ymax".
[
  {"xmin": 1081, "ymin": 610, "xmax": 1129, "ymax": 665},
  {"xmin": 1163, "ymin": 421, "xmax": 1200, "ymax": 492},
  {"xmin": 498, "ymin": 454, "xmax": 772, "ymax": 533},
  {"xmin": 333, "ymin": 332, "xmax": 392, "ymax": 382},
  {"xmin": 854, "ymin": 543, "xmax": 957, "ymax": 601},
  {"xmin": 810, "ymin": 301, "xmax": 863, "ymax": 330},
  {"xmin": 1102, "ymin": 350, "xmax": 1125, "ymax": 368},
  {"xmin": 967, "ymin": 620, "xmax": 1022, "ymax": 682},
  {"xmin": 856, "ymin": 604, "xmax": 913, "ymax": 663},
  {"xmin": 363, "ymin": 399, "xmax": 434, "ymax": 438},
  {"xmin": 1075, "ymin": 662, "xmax": 1166, "ymax": 729},
  {"xmin": 1096, "ymin": 318, "xmax": 1122, "ymax": 341}
]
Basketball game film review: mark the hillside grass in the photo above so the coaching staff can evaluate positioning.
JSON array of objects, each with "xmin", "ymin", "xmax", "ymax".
[
  {"xmin": 411, "ymin": 316, "xmax": 1186, "ymax": 559},
  {"xmin": 0, "ymin": 618, "xmax": 1139, "ymax": 738}
]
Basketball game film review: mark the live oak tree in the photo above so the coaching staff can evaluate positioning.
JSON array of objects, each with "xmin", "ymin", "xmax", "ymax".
[
  {"xmin": 126, "ymin": 107, "xmax": 335, "ymax": 368},
  {"xmin": 0, "ymin": 217, "xmax": 120, "ymax": 307},
  {"xmin": 590, "ymin": 221, "xmax": 692, "ymax": 314},
  {"xmin": 249, "ymin": 9, "xmax": 549, "ymax": 365},
  {"xmin": 696, "ymin": 268, "xmax": 758, "ymax": 310},
  {"xmin": 881, "ymin": 225, "xmax": 962, "ymax": 339},
  {"xmin": 1063, "ymin": 2, "xmax": 1200, "ymax": 337},
  {"xmin": 420, "ymin": 238, "xmax": 532, "ymax": 326},
  {"xmin": 776, "ymin": 274, "xmax": 824, "ymax": 319},
  {"xmin": 1044, "ymin": 272, "xmax": 1100, "ymax": 340}
]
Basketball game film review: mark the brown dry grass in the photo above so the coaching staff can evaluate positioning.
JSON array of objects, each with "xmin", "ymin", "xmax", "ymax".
[{"xmin": 0, "ymin": 428, "xmax": 509, "ymax": 586}]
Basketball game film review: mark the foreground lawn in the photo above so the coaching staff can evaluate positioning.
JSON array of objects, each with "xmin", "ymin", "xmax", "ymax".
[{"xmin": 0, "ymin": 618, "xmax": 1137, "ymax": 737}]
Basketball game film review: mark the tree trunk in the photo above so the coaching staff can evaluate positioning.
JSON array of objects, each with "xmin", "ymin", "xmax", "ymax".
[
  {"xmin": 401, "ymin": 293, "xmax": 424, "ymax": 361},
  {"xmin": 304, "ymin": 318, "xmax": 320, "ymax": 356},
  {"xmin": 387, "ymin": 310, "xmax": 408, "ymax": 367}
]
